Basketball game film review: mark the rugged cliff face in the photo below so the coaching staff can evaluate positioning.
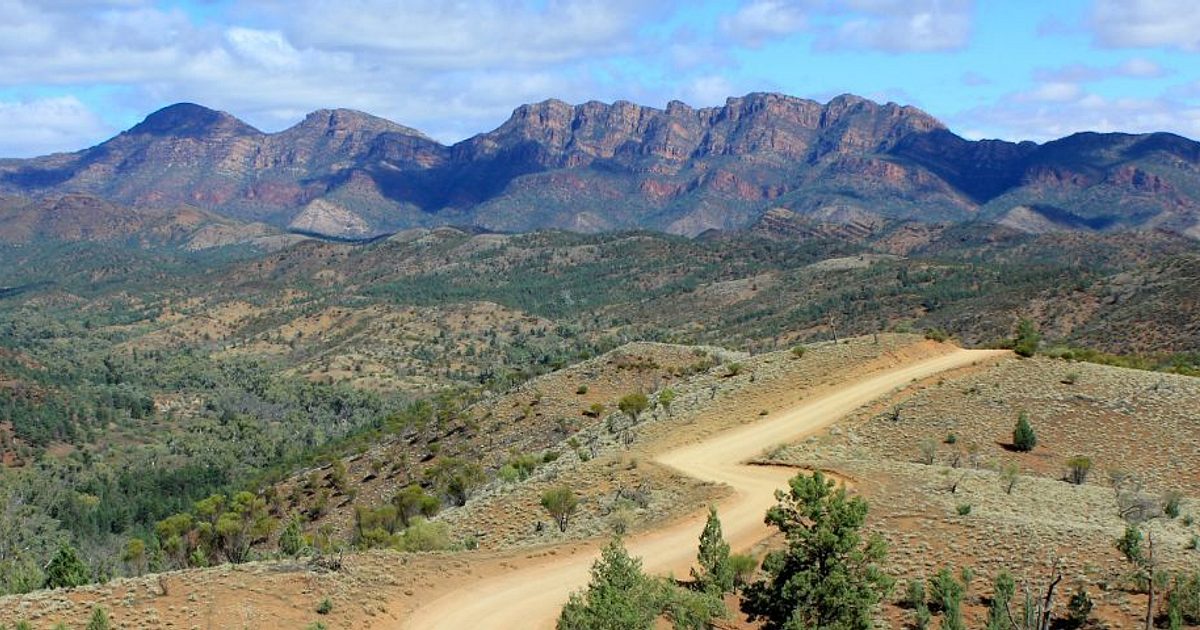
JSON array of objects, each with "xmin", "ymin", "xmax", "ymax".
[{"xmin": 1, "ymin": 93, "xmax": 1198, "ymax": 241}]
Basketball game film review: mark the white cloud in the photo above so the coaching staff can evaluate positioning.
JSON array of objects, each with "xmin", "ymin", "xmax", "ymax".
[
  {"xmin": 684, "ymin": 75, "xmax": 738, "ymax": 106},
  {"xmin": 224, "ymin": 28, "xmax": 302, "ymax": 70},
  {"xmin": 720, "ymin": 1, "xmax": 810, "ymax": 47},
  {"xmin": 1033, "ymin": 58, "xmax": 1168, "ymax": 83},
  {"xmin": 953, "ymin": 87, "xmax": 1200, "ymax": 143},
  {"xmin": 0, "ymin": 0, "xmax": 689, "ymax": 154},
  {"xmin": 1090, "ymin": 0, "xmax": 1200, "ymax": 51},
  {"xmin": 720, "ymin": 0, "xmax": 974, "ymax": 52},
  {"xmin": 1022, "ymin": 82, "xmax": 1083, "ymax": 103},
  {"xmin": 0, "ymin": 96, "xmax": 112, "ymax": 157},
  {"xmin": 816, "ymin": 0, "xmax": 973, "ymax": 52}
]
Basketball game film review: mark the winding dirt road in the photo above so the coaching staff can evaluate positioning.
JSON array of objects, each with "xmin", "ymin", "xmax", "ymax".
[{"xmin": 400, "ymin": 348, "xmax": 1004, "ymax": 629}]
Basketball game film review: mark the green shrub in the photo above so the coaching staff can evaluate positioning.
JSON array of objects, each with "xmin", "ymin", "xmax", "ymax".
[
  {"xmin": 956, "ymin": 504, "xmax": 972, "ymax": 516},
  {"xmin": 44, "ymin": 544, "xmax": 90, "ymax": 590},
  {"xmin": 1064, "ymin": 585, "xmax": 1093, "ymax": 629},
  {"xmin": 86, "ymin": 606, "xmax": 111, "ymax": 630},
  {"xmin": 729, "ymin": 554, "xmax": 757, "ymax": 587},
  {"xmin": 1012, "ymin": 413, "xmax": 1037, "ymax": 452},
  {"xmin": 1014, "ymin": 319, "xmax": 1041, "ymax": 357},
  {"xmin": 1066, "ymin": 456, "xmax": 1093, "ymax": 485},
  {"xmin": 541, "ymin": 485, "xmax": 580, "ymax": 533},
  {"xmin": 399, "ymin": 519, "xmax": 451, "ymax": 552},
  {"xmin": 924, "ymin": 328, "xmax": 949, "ymax": 343},
  {"xmin": 575, "ymin": 384, "xmax": 588, "ymax": 395},
  {"xmin": 790, "ymin": 346, "xmax": 806, "ymax": 359},
  {"xmin": 316, "ymin": 597, "xmax": 333, "ymax": 615}
]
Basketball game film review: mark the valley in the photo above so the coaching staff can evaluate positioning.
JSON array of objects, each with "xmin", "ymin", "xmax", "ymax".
[{"xmin": 0, "ymin": 93, "xmax": 1197, "ymax": 630}]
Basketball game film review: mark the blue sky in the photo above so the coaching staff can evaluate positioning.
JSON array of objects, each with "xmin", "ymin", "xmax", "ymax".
[{"xmin": 0, "ymin": 0, "xmax": 1197, "ymax": 157}]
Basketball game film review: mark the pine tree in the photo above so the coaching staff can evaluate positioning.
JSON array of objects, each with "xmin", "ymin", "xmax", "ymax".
[
  {"xmin": 692, "ymin": 506, "xmax": 734, "ymax": 596},
  {"xmin": 558, "ymin": 538, "xmax": 663, "ymax": 630},
  {"xmin": 279, "ymin": 515, "xmax": 305, "ymax": 557},
  {"xmin": 1013, "ymin": 413, "xmax": 1037, "ymax": 452},
  {"xmin": 742, "ymin": 471, "xmax": 894, "ymax": 630},
  {"xmin": 43, "ymin": 543, "xmax": 90, "ymax": 589},
  {"xmin": 85, "ymin": 606, "xmax": 111, "ymax": 630}
]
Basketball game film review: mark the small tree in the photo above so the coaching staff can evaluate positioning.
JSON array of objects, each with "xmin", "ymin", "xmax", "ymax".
[
  {"xmin": 279, "ymin": 514, "xmax": 306, "ymax": 557},
  {"xmin": 85, "ymin": 607, "xmax": 111, "ymax": 630},
  {"xmin": 928, "ymin": 567, "xmax": 967, "ymax": 630},
  {"xmin": 216, "ymin": 491, "xmax": 275, "ymax": 564},
  {"xmin": 1116, "ymin": 524, "xmax": 1159, "ymax": 630},
  {"xmin": 692, "ymin": 506, "xmax": 734, "ymax": 596},
  {"xmin": 558, "ymin": 538, "xmax": 662, "ymax": 630},
  {"xmin": 1063, "ymin": 585, "xmax": 1093, "ymax": 629},
  {"xmin": 541, "ymin": 485, "xmax": 580, "ymax": 533},
  {"xmin": 657, "ymin": 389, "xmax": 676, "ymax": 415},
  {"xmin": 393, "ymin": 484, "xmax": 440, "ymax": 527},
  {"xmin": 44, "ymin": 543, "xmax": 90, "ymax": 589},
  {"xmin": 1012, "ymin": 413, "xmax": 1037, "ymax": 452},
  {"xmin": 742, "ymin": 471, "xmax": 894, "ymax": 629},
  {"xmin": 122, "ymin": 538, "xmax": 146, "ymax": 577},
  {"xmin": 1066, "ymin": 456, "xmax": 1093, "ymax": 485},
  {"xmin": 1014, "ymin": 319, "xmax": 1041, "ymax": 357},
  {"xmin": 1000, "ymin": 463, "xmax": 1020, "ymax": 495},
  {"xmin": 986, "ymin": 571, "xmax": 1015, "ymax": 630},
  {"xmin": 618, "ymin": 393, "xmax": 649, "ymax": 423}
]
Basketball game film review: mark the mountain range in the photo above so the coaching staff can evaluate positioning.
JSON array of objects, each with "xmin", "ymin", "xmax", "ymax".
[{"xmin": 1, "ymin": 92, "xmax": 1199, "ymax": 243}]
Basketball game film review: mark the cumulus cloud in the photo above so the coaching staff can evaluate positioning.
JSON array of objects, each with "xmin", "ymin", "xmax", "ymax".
[
  {"xmin": 0, "ymin": 0, "xmax": 686, "ymax": 153},
  {"xmin": 817, "ymin": 0, "xmax": 974, "ymax": 52},
  {"xmin": 0, "ymin": 96, "xmax": 112, "ymax": 157},
  {"xmin": 1090, "ymin": 0, "xmax": 1200, "ymax": 51},
  {"xmin": 720, "ymin": 0, "xmax": 810, "ymax": 47}
]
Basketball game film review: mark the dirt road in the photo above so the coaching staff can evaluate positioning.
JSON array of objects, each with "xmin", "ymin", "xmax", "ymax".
[{"xmin": 400, "ymin": 348, "xmax": 1004, "ymax": 629}]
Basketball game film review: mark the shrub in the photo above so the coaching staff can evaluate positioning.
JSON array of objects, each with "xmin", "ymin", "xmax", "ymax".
[
  {"xmin": 618, "ymin": 393, "xmax": 649, "ymax": 422},
  {"xmin": 790, "ymin": 346, "xmax": 806, "ymax": 359},
  {"xmin": 999, "ymin": 463, "xmax": 1020, "ymax": 495},
  {"xmin": 85, "ymin": 607, "xmax": 111, "ymax": 630},
  {"xmin": 44, "ymin": 544, "xmax": 90, "ymax": 590},
  {"xmin": 1066, "ymin": 456, "xmax": 1093, "ymax": 485},
  {"xmin": 1063, "ymin": 585, "xmax": 1092, "ymax": 629},
  {"xmin": 1012, "ymin": 413, "xmax": 1036, "ymax": 452},
  {"xmin": 724, "ymin": 362, "xmax": 743, "ymax": 377},
  {"xmin": 541, "ymin": 485, "xmax": 580, "ymax": 533},
  {"xmin": 399, "ymin": 519, "xmax": 451, "ymax": 552},
  {"xmin": 729, "ymin": 554, "xmax": 757, "ymax": 588},
  {"xmin": 742, "ymin": 472, "xmax": 893, "ymax": 629},
  {"xmin": 956, "ymin": 504, "xmax": 972, "ymax": 516},
  {"xmin": 944, "ymin": 432, "xmax": 957, "ymax": 445},
  {"xmin": 924, "ymin": 328, "xmax": 949, "ymax": 343},
  {"xmin": 558, "ymin": 538, "xmax": 663, "ymax": 630},
  {"xmin": 657, "ymin": 389, "xmax": 676, "ymax": 413},
  {"xmin": 1164, "ymin": 490, "xmax": 1184, "ymax": 519},
  {"xmin": 576, "ymin": 384, "xmax": 588, "ymax": 395},
  {"xmin": 316, "ymin": 597, "xmax": 333, "ymax": 615},
  {"xmin": 1014, "ymin": 319, "xmax": 1041, "ymax": 357},
  {"xmin": 279, "ymin": 515, "xmax": 306, "ymax": 557},
  {"xmin": 919, "ymin": 438, "xmax": 938, "ymax": 465}
]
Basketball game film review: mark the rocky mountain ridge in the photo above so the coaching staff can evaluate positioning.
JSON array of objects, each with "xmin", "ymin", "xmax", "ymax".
[{"xmin": 1, "ymin": 93, "xmax": 1198, "ymax": 241}]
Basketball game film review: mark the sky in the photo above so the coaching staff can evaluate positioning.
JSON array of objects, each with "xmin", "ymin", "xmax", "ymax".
[{"xmin": 0, "ymin": 0, "xmax": 1198, "ymax": 157}]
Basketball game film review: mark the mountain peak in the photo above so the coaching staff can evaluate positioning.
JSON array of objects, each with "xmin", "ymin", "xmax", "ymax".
[
  {"xmin": 292, "ymin": 108, "xmax": 432, "ymax": 141},
  {"xmin": 128, "ymin": 103, "xmax": 261, "ymax": 139}
]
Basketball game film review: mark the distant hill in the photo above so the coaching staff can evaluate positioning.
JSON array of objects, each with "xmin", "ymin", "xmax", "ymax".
[{"xmin": 1, "ymin": 93, "xmax": 1198, "ymax": 241}]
